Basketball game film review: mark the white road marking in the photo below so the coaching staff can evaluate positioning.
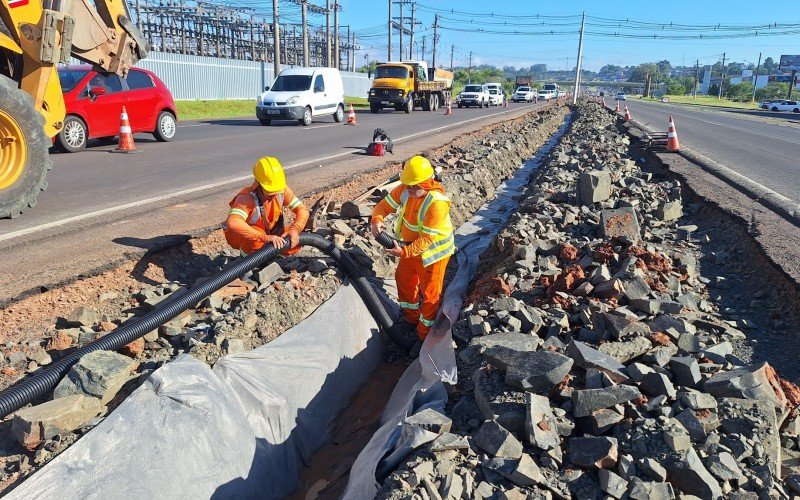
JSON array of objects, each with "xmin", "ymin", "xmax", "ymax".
[
  {"xmin": 303, "ymin": 123, "xmax": 340, "ymax": 130},
  {"xmin": 178, "ymin": 123, "xmax": 210, "ymax": 128},
  {"xmin": 0, "ymin": 104, "xmax": 538, "ymax": 242}
]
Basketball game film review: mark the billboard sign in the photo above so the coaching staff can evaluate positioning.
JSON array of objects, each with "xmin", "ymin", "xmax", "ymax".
[{"xmin": 779, "ymin": 55, "xmax": 800, "ymax": 71}]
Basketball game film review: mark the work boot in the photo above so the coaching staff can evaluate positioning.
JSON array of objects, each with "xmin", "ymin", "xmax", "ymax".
[{"xmin": 409, "ymin": 339, "xmax": 423, "ymax": 359}]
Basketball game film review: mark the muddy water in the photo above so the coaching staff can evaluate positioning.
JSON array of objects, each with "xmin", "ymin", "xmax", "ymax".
[{"xmin": 288, "ymin": 360, "xmax": 409, "ymax": 499}]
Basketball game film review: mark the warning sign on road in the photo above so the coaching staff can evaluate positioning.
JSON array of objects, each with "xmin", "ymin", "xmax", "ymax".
[{"xmin": 779, "ymin": 55, "xmax": 800, "ymax": 71}]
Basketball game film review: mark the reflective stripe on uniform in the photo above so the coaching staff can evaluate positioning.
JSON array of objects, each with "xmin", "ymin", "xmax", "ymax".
[
  {"xmin": 229, "ymin": 208, "xmax": 249, "ymax": 219},
  {"xmin": 287, "ymin": 197, "xmax": 302, "ymax": 209},
  {"xmin": 384, "ymin": 193, "xmax": 401, "ymax": 209},
  {"xmin": 398, "ymin": 301, "xmax": 420, "ymax": 310},
  {"xmin": 421, "ymin": 233, "xmax": 455, "ymax": 267},
  {"xmin": 393, "ymin": 188, "xmax": 456, "ymax": 267},
  {"xmin": 419, "ymin": 316, "xmax": 436, "ymax": 327}
]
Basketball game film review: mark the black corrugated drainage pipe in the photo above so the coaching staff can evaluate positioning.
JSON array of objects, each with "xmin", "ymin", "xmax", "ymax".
[{"xmin": 0, "ymin": 233, "xmax": 402, "ymax": 418}]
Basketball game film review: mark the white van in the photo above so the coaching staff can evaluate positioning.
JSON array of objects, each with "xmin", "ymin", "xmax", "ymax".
[{"xmin": 256, "ymin": 67, "xmax": 345, "ymax": 126}]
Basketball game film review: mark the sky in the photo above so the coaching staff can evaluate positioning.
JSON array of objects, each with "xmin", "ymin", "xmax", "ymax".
[{"xmin": 323, "ymin": 0, "xmax": 800, "ymax": 72}]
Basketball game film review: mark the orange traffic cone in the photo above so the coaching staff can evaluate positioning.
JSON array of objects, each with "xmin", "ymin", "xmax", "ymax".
[
  {"xmin": 666, "ymin": 116, "xmax": 681, "ymax": 151},
  {"xmin": 444, "ymin": 100, "xmax": 452, "ymax": 115},
  {"xmin": 111, "ymin": 106, "xmax": 138, "ymax": 154},
  {"xmin": 624, "ymin": 105, "xmax": 632, "ymax": 121},
  {"xmin": 614, "ymin": 101, "xmax": 620, "ymax": 113},
  {"xmin": 346, "ymin": 104, "xmax": 356, "ymax": 125}
]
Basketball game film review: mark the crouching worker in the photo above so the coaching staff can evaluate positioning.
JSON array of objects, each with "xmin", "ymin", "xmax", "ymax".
[
  {"xmin": 224, "ymin": 156, "xmax": 309, "ymax": 255},
  {"xmin": 370, "ymin": 156, "xmax": 455, "ymax": 356}
]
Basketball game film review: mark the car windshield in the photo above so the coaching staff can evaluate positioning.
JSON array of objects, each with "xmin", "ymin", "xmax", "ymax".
[
  {"xmin": 58, "ymin": 69, "xmax": 89, "ymax": 92},
  {"xmin": 271, "ymin": 75, "xmax": 312, "ymax": 91},
  {"xmin": 489, "ymin": 89, "xmax": 498, "ymax": 94},
  {"xmin": 375, "ymin": 66, "xmax": 409, "ymax": 79},
  {"xmin": 517, "ymin": 87, "xmax": 530, "ymax": 92},
  {"xmin": 464, "ymin": 85, "xmax": 482, "ymax": 92}
]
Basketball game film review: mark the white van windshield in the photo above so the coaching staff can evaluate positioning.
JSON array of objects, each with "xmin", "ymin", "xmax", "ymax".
[{"xmin": 271, "ymin": 75, "xmax": 312, "ymax": 91}]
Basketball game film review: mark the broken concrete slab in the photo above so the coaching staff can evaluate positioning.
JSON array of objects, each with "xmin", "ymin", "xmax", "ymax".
[
  {"xmin": 505, "ymin": 351, "xmax": 573, "ymax": 393},
  {"xmin": 577, "ymin": 170, "xmax": 612, "ymax": 205},
  {"xmin": 569, "ymin": 436, "xmax": 618, "ymax": 469},
  {"xmin": 572, "ymin": 385, "xmax": 642, "ymax": 418},
  {"xmin": 11, "ymin": 395, "xmax": 103, "ymax": 450},
  {"xmin": 600, "ymin": 207, "xmax": 640, "ymax": 242},
  {"xmin": 567, "ymin": 340, "xmax": 628, "ymax": 383},
  {"xmin": 405, "ymin": 408, "xmax": 453, "ymax": 435},
  {"xmin": 474, "ymin": 420, "xmax": 523, "ymax": 459},
  {"xmin": 524, "ymin": 393, "xmax": 560, "ymax": 451}
]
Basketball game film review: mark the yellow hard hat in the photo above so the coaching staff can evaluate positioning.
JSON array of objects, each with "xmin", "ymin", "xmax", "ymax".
[
  {"xmin": 399, "ymin": 156, "xmax": 434, "ymax": 186},
  {"xmin": 252, "ymin": 156, "xmax": 286, "ymax": 192}
]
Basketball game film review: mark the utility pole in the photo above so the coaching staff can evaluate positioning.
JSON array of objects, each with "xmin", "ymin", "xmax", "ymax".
[
  {"xmin": 398, "ymin": 0, "xmax": 404, "ymax": 61},
  {"xmin": 468, "ymin": 51, "xmax": 472, "ymax": 83},
  {"xmin": 301, "ymin": 1, "xmax": 309, "ymax": 66},
  {"xmin": 421, "ymin": 36, "xmax": 426, "ymax": 62},
  {"xmin": 572, "ymin": 11, "xmax": 585, "ymax": 104},
  {"xmin": 351, "ymin": 33, "xmax": 356, "ymax": 71},
  {"xmin": 387, "ymin": 0, "xmax": 392, "ymax": 61},
  {"xmin": 789, "ymin": 70, "xmax": 798, "ymax": 99},
  {"xmin": 432, "ymin": 14, "xmax": 438, "ymax": 69},
  {"xmin": 334, "ymin": 0, "xmax": 339, "ymax": 69},
  {"xmin": 450, "ymin": 44, "xmax": 454, "ymax": 71},
  {"xmin": 325, "ymin": 0, "xmax": 331, "ymax": 67},
  {"xmin": 717, "ymin": 52, "xmax": 726, "ymax": 100},
  {"xmin": 272, "ymin": 0, "xmax": 280, "ymax": 76},
  {"xmin": 409, "ymin": 2, "xmax": 415, "ymax": 61},
  {"xmin": 693, "ymin": 59, "xmax": 699, "ymax": 98},
  {"xmin": 752, "ymin": 52, "xmax": 761, "ymax": 102}
]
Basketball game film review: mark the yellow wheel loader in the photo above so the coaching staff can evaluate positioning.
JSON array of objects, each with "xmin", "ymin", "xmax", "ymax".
[{"xmin": 0, "ymin": 0, "xmax": 148, "ymax": 218}]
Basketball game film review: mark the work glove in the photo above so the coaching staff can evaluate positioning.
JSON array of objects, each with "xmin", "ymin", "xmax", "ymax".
[{"xmin": 370, "ymin": 219, "xmax": 385, "ymax": 238}]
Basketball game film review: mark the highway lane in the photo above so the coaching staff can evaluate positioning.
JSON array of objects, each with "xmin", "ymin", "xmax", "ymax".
[
  {"xmin": 621, "ymin": 99, "xmax": 800, "ymax": 203},
  {"xmin": 0, "ymin": 101, "xmax": 541, "ymax": 238}
]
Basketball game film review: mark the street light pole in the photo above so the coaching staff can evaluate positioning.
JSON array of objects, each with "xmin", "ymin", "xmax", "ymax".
[{"xmin": 752, "ymin": 52, "xmax": 761, "ymax": 102}]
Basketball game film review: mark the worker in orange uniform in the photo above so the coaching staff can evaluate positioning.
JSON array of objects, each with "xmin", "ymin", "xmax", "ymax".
[
  {"xmin": 371, "ymin": 156, "xmax": 455, "ymax": 356},
  {"xmin": 224, "ymin": 156, "xmax": 309, "ymax": 254}
]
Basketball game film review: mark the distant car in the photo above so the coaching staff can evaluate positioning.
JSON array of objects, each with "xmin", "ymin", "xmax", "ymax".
[
  {"xmin": 56, "ymin": 65, "xmax": 177, "ymax": 153},
  {"xmin": 456, "ymin": 84, "xmax": 490, "ymax": 108},
  {"xmin": 538, "ymin": 90, "xmax": 555, "ymax": 101},
  {"xmin": 487, "ymin": 88, "xmax": 504, "ymax": 106},
  {"xmin": 759, "ymin": 99, "xmax": 785, "ymax": 110},
  {"xmin": 512, "ymin": 86, "xmax": 536, "ymax": 102},
  {"xmin": 615, "ymin": 92, "xmax": 626, "ymax": 101},
  {"xmin": 769, "ymin": 100, "xmax": 800, "ymax": 112}
]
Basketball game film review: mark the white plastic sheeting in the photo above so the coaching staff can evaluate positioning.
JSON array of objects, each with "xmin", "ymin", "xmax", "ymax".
[
  {"xmin": 343, "ymin": 116, "xmax": 571, "ymax": 498},
  {"xmin": 6, "ymin": 281, "xmax": 397, "ymax": 500}
]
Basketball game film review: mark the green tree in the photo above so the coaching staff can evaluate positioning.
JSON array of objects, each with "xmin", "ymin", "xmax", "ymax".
[
  {"xmin": 357, "ymin": 60, "xmax": 378, "ymax": 75},
  {"xmin": 629, "ymin": 63, "xmax": 663, "ymax": 83},
  {"xmin": 725, "ymin": 82, "xmax": 754, "ymax": 101},
  {"xmin": 755, "ymin": 82, "xmax": 797, "ymax": 101},
  {"xmin": 666, "ymin": 78, "xmax": 686, "ymax": 95}
]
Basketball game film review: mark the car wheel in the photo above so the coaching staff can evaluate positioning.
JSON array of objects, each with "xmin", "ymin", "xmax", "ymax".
[
  {"xmin": 259, "ymin": 118, "xmax": 271, "ymax": 126},
  {"xmin": 794, "ymin": 108, "xmax": 800, "ymax": 113},
  {"xmin": 153, "ymin": 111, "xmax": 177, "ymax": 142},
  {"xmin": 56, "ymin": 115, "xmax": 87, "ymax": 153},
  {"xmin": 405, "ymin": 99, "xmax": 413, "ymax": 114},
  {"xmin": 370, "ymin": 103, "xmax": 381, "ymax": 113},
  {"xmin": 333, "ymin": 104, "xmax": 344, "ymax": 122},
  {"xmin": 433, "ymin": 94, "xmax": 439, "ymax": 111},
  {"xmin": 772, "ymin": 106, "xmax": 779, "ymax": 111},
  {"xmin": 299, "ymin": 106, "xmax": 312, "ymax": 126}
]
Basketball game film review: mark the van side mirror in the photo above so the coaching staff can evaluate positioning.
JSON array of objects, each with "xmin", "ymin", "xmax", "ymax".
[{"xmin": 263, "ymin": 86, "xmax": 270, "ymax": 91}]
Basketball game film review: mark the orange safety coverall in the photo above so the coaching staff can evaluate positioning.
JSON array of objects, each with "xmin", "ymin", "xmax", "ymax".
[
  {"xmin": 224, "ymin": 182, "xmax": 309, "ymax": 255},
  {"xmin": 372, "ymin": 180, "xmax": 452, "ymax": 339}
]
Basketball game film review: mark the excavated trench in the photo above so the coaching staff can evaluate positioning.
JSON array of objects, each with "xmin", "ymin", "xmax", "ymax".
[
  {"xmin": 0, "ymin": 104, "xmax": 571, "ymax": 497},
  {"xmin": 365, "ymin": 101, "xmax": 800, "ymax": 499},
  {"xmin": 288, "ymin": 117, "xmax": 574, "ymax": 499}
]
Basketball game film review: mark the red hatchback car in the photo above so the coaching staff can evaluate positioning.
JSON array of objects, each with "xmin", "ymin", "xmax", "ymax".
[{"xmin": 55, "ymin": 65, "xmax": 177, "ymax": 152}]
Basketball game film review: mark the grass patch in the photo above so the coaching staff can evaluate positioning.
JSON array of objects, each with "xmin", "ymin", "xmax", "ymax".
[
  {"xmin": 176, "ymin": 96, "xmax": 369, "ymax": 121},
  {"xmin": 643, "ymin": 95, "xmax": 759, "ymax": 110}
]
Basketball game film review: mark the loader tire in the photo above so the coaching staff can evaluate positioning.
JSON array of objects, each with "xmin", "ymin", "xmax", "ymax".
[{"xmin": 0, "ymin": 75, "xmax": 51, "ymax": 219}]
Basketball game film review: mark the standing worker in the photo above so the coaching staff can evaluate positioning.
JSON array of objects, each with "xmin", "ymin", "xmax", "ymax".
[
  {"xmin": 224, "ymin": 156, "xmax": 309, "ymax": 254},
  {"xmin": 371, "ymin": 156, "xmax": 455, "ymax": 356}
]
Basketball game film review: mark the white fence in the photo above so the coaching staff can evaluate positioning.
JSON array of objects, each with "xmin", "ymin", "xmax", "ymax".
[{"xmin": 74, "ymin": 51, "xmax": 373, "ymax": 100}]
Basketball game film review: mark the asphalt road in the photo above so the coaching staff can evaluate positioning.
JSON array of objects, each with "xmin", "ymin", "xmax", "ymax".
[
  {"xmin": 0, "ymin": 101, "xmax": 542, "ymax": 240},
  {"xmin": 621, "ymin": 98, "xmax": 799, "ymax": 203}
]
